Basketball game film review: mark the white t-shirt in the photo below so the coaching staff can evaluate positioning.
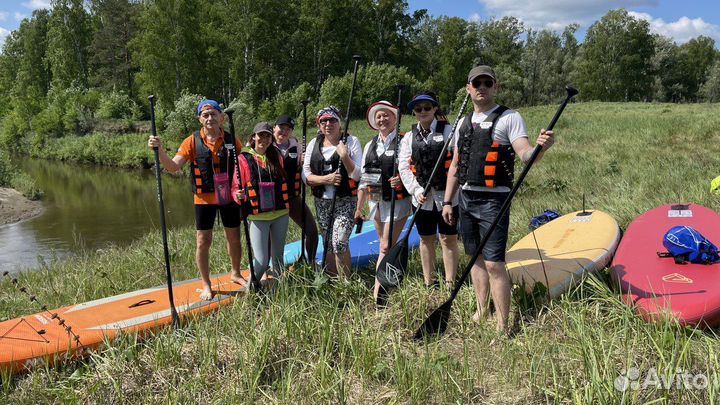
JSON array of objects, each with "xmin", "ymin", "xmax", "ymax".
[
  {"xmin": 453, "ymin": 105, "xmax": 528, "ymax": 192},
  {"xmin": 302, "ymin": 134, "xmax": 362, "ymax": 199}
]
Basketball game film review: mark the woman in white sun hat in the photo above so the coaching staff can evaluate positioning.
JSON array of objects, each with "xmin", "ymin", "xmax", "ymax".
[{"xmin": 355, "ymin": 100, "xmax": 411, "ymax": 299}]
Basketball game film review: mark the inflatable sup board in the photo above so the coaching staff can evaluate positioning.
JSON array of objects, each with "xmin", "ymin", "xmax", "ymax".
[
  {"xmin": 0, "ymin": 270, "xmax": 265, "ymax": 375},
  {"xmin": 283, "ymin": 214, "xmax": 421, "ymax": 268},
  {"xmin": 611, "ymin": 203, "xmax": 720, "ymax": 328},
  {"xmin": 506, "ymin": 210, "xmax": 621, "ymax": 298}
]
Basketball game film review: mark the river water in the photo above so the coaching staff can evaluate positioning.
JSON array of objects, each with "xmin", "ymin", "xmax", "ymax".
[{"xmin": 1, "ymin": 158, "xmax": 195, "ymax": 274}]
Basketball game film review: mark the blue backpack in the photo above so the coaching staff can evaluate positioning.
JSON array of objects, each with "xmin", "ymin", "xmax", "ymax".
[
  {"xmin": 529, "ymin": 210, "xmax": 561, "ymax": 230},
  {"xmin": 658, "ymin": 226, "xmax": 720, "ymax": 264}
]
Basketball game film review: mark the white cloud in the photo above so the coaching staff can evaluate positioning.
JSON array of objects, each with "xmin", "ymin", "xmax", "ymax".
[
  {"xmin": 15, "ymin": 12, "xmax": 27, "ymax": 21},
  {"xmin": 478, "ymin": 0, "xmax": 657, "ymax": 30},
  {"xmin": 629, "ymin": 11, "xmax": 720, "ymax": 43},
  {"xmin": 0, "ymin": 27, "xmax": 9, "ymax": 49},
  {"xmin": 21, "ymin": 0, "xmax": 51, "ymax": 10},
  {"xmin": 469, "ymin": 13, "xmax": 482, "ymax": 22}
]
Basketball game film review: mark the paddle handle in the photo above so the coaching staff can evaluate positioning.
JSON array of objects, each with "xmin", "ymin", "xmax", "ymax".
[
  {"xmin": 400, "ymin": 92, "xmax": 471, "ymax": 242},
  {"xmin": 387, "ymin": 84, "xmax": 404, "ymax": 241},
  {"xmin": 447, "ymin": 87, "xmax": 577, "ymax": 302},
  {"xmin": 321, "ymin": 55, "xmax": 362, "ymax": 270},
  {"xmin": 224, "ymin": 107, "xmax": 261, "ymax": 290},
  {"xmin": 300, "ymin": 100, "xmax": 309, "ymax": 262},
  {"xmin": 149, "ymin": 95, "xmax": 180, "ymax": 329}
]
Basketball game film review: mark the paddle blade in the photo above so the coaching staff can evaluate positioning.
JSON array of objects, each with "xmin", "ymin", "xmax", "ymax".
[
  {"xmin": 414, "ymin": 299, "xmax": 453, "ymax": 341},
  {"xmin": 376, "ymin": 239, "xmax": 409, "ymax": 290}
]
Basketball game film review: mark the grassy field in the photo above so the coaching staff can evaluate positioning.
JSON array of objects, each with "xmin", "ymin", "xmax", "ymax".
[{"xmin": 2, "ymin": 101, "xmax": 720, "ymax": 404}]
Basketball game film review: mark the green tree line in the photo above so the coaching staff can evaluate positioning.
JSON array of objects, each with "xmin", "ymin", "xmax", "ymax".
[{"xmin": 0, "ymin": 1, "xmax": 718, "ymax": 151}]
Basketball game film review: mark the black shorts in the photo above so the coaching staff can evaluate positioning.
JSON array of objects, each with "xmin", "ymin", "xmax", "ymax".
[
  {"xmin": 194, "ymin": 203, "xmax": 242, "ymax": 231},
  {"xmin": 414, "ymin": 204, "xmax": 458, "ymax": 236},
  {"xmin": 458, "ymin": 190, "xmax": 510, "ymax": 262}
]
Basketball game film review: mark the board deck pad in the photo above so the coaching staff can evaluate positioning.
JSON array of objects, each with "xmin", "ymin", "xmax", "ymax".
[
  {"xmin": 506, "ymin": 210, "xmax": 621, "ymax": 298},
  {"xmin": 611, "ymin": 203, "xmax": 720, "ymax": 328}
]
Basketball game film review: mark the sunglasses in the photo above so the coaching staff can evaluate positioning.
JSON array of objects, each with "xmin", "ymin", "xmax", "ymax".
[
  {"xmin": 413, "ymin": 105, "xmax": 435, "ymax": 113},
  {"xmin": 319, "ymin": 117, "xmax": 339, "ymax": 125},
  {"xmin": 472, "ymin": 78, "xmax": 495, "ymax": 88}
]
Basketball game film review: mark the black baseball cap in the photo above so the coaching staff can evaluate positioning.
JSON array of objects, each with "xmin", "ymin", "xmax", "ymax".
[{"xmin": 275, "ymin": 115, "xmax": 295, "ymax": 129}]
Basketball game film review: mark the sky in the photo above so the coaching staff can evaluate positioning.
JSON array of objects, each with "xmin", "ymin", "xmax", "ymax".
[
  {"xmin": 0, "ymin": 0, "xmax": 718, "ymax": 48},
  {"xmin": 409, "ymin": 0, "xmax": 720, "ymax": 44}
]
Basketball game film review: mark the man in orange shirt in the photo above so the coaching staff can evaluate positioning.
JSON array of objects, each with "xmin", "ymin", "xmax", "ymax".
[{"xmin": 148, "ymin": 99, "xmax": 245, "ymax": 300}]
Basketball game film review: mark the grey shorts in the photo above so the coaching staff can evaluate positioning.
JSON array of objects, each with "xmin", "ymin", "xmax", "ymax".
[{"xmin": 458, "ymin": 190, "xmax": 510, "ymax": 262}]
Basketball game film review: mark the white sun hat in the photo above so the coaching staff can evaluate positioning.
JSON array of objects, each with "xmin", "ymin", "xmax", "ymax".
[{"xmin": 366, "ymin": 100, "xmax": 399, "ymax": 131}]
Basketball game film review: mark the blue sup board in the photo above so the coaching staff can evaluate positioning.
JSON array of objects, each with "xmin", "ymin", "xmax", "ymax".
[{"xmin": 283, "ymin": 216, "xmax": 422, "ymax": 268}]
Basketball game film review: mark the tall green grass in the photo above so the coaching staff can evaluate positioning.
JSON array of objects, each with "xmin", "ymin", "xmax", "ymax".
[{"xmin": 2, "ymin": 102, "xmax": 720, "ymax": 404}]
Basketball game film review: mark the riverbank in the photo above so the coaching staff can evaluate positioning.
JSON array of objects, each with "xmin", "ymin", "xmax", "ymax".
[{"xmin": 0, "ymin": 187, "xmax": 42, "ymax": 225}]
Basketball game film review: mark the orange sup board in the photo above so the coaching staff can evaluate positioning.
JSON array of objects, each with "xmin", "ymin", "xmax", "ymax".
[{"xmin": 0, "ymin": 271, "xmax": 263, "ymax": 375}]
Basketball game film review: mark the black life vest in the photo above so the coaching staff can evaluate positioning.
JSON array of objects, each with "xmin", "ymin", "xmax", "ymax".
[
  {"xmin": 456, "ymin": 106, "xmax": 515, "ymax": 188},
  {"xmin": 277, "ymin": 142, "xmax": 302, "ymax": 198},
  {"xmin": 308, "ymin": 134, "xmax": 358, "ymax": 198},
  {"xmin": 189, "ymin": 129, "xmax": 235, "ymax": 194},
  {"xmin": 410, "ymin": 121, "xmax": 452, "ymax": 191},
  {"xmin": 363, "ymin": 133, "xmax": 408, "ymax": 201},
  {"xmin": 241, "ymin": 152, "xmax": 290, "ymax": 215}
]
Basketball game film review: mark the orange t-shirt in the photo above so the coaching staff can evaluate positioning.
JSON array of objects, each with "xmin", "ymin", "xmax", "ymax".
[{"xmin": 176, "ymin": 128, "xmax": 244, "ymax": 205}]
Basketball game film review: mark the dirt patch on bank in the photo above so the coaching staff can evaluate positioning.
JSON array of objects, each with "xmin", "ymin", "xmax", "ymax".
[{"xmin": 0, "ymin": 188, "xmax": 43, "ymax": 226}]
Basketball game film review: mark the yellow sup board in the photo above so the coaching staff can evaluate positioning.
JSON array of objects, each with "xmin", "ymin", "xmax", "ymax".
[{"xmin": 506, "ymin": 210, "xmax": 621, "ymax": 298}]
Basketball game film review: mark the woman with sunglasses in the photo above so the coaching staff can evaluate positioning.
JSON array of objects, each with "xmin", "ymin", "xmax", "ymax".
[
  {"xmin": 398, "ymin": 91, "xmax": 459, "ymax": 289},
  {"xmin": 302, "ymin": 106, "xmax": 363, "ymax": 277},
  {"xmin": 232, "ymin": 122, "xmax": 290, "ymax": 281},
  {"xmin": 355, "ymin": 101, "xmax": 412, "ymax": 299}
]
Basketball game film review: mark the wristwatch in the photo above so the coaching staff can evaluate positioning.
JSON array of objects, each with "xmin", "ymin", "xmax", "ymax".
[{"xmin": 442, "ymin": 201, "xmax": 453, "ymax": 206}]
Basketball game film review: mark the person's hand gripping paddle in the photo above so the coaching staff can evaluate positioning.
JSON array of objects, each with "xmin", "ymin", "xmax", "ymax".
[{"xmin": 413, "ymin": 86, "xmax": 578, "ymax": 341}]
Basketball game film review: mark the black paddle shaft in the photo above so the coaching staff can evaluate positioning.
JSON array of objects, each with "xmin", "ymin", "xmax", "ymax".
[
  {"xmin": 376, "ymin": 92, "xmax": 471, "ymax": 289},
  {"xmin": 149, "ymin": 95, "xmax": 180, "ymax": 329},
  {"xmin": 400, "ymin": 93, "xmax": 470, "ymax": 242},
  {"xmin": 300, "ymin": 100, "xmax": 309, "ymax": 263},
  {"xmin": 321, "ymin": 55, "xmax": 361, "ymax": 271},
  {"xmin": 224, "ymin": 108, "xmax": 261, "ymax": 291},
  {"xmin": 387, "ymin": 84, "xmax": 404, "ymax": 242},
  {"xmin": 414, "ymin": 86, "xmax": 579, "ymax": 340}
]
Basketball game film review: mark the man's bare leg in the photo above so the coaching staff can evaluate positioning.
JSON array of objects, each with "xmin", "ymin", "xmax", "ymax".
[
  {"xmin": 196, "ymin": 229, "xmax": 214, "ymax": 300},
  {"xmin": 487, "ymin": 260, "xmax": 511, "ymax": 334},
  {"xmin": 470, "ymin": 255, "xmax": 490, "ymax": 322}
]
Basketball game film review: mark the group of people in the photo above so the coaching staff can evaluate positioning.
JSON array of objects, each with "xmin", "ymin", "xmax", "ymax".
[{"xmin": 148, "ymin": 65, "xmax": 556, "ymax": 333}]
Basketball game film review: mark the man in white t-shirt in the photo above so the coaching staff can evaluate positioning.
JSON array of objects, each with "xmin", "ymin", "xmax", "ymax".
[{"xmin": 442, "ymin": 65, "xmax": 556, "ymax": 334}]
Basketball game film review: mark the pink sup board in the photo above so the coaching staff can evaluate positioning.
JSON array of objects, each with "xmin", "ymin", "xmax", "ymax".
[{"xmin": 611, "ymin": 203, "xmax": 720, "ymax": 328}]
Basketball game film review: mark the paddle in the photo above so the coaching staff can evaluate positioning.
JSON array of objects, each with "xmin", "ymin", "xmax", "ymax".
[
  {"xmin": 299, "ymin": 99, "xmax": 309, "ymax": 264},
  {"xmin": 376, "ymin": 92, "xmax": 471, "ymax": 291},
  {"xmin": 386, "ymin": 85, "xmax": 404, "ymax": 249},
  {"xmin": 224, "ymin": 107, "xmax": 261, "ymax": 292},
  {"xmin": 320, "ymin": 54, "xmax": 362, "ymax": 272},
  {"xmin": 148, "ymin": 95, "xmax": 180, "ymax": 329},
  {"xmin": 413, "ymin": 86, "xmax": 579, "ymax": 341}
]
